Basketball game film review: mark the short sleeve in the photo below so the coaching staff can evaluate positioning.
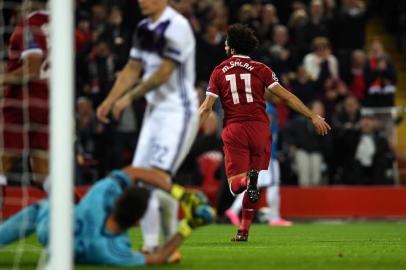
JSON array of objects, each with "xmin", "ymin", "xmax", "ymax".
[
  {"xmin": 162, "ymin": 19, "xmax": 195, "ymax": 63},
  {"xmin": 12, "ymin": 26, "xmax": 46, "ymax": 60},
  {"xmin": 262, "ymin": 65, "xmax": 280, "ymax": 90},
  {"xmin": 129, "ymin": 31, "xmax": 142, "ymax": 60},
  {"xmin": 206, "ymin": 69, "xmax": 220, "ymax": 98},
  {"xmin": 110, "ymin": 170, "xmax": 132, "ymax": 189}
]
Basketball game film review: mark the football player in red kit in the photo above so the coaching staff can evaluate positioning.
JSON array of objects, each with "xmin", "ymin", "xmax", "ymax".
[
  {"xmin": 0, "ymin": 0, "xmax": 50, "ymax": 189},
  {"xmin": 199, "ymin": 24, "xmax": 331, "ymax": 241}
]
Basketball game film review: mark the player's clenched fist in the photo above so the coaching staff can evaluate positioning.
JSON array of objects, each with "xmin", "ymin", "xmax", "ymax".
[{"xmin": 96, "ymin": 100, "xmax": 113, "ymax": 124}]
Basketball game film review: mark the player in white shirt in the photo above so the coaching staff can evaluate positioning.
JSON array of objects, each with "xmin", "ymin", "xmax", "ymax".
[{"xmin": 97, "ymin": 0, "xmax": 199, "ymax": 257}]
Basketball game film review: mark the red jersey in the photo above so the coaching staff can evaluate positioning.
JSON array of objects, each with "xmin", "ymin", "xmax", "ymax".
[
  {"xmin": 206, "ymin": 55, "xmax": 279, "ymax": 126},
  {"xmin": 4, "ymin": 11, "xmax": 49, "ymax": 107}
]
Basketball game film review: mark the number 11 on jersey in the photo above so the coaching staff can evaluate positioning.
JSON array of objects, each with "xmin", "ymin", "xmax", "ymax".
[{"xmin": 225, "ymin": 73, "xmax": 253, "ymax": 105}]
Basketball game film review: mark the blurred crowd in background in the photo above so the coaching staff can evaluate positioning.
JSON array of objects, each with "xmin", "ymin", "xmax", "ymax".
[{"xmin": 2, "ymin": 0, "xmax": 406, "ymax": 188}]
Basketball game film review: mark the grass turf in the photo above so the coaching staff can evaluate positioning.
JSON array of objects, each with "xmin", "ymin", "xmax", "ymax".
[{"xmin": 0, "ymin": 223, "xmax": 405, "ymax": 270}]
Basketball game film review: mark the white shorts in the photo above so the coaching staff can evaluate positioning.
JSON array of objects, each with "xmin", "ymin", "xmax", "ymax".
[
  {"xmin": 258, "ymin": 159, "xmax": 280, "ymax": 188},
  {"xmin": 132, "ymin": 105, "xmax": 199, "ymax": 175}
]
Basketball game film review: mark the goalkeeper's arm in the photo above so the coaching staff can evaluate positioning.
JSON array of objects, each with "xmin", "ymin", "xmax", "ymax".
[
  {"xmin": 144, "ymin": 212, "xmax": 212, "ymax": 265},
  {"xmin": 144, "ymin": 233, "xmax": 185, "ymax": 265}
]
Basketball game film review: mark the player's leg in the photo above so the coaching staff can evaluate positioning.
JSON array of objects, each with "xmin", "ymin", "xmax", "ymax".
[
  {"xmin": 131, "ymin": 111, "xmax": 161, "ymax": 252},
  {"xmin": 0, "ymin": 151, "xmax": 20, "ymax": 216},
  {"xmin": 29, "ymin": 122, "xmax": 50, "ymax": 191},
  {"xmin": 295, "ymin": 149, "xmax": 311, "ymax": 187},
  {"xmin": 222, "ymin": 125, "xmax": 256, "ymax": 241},
  {"xmin": 267, "ymin": 159, "xmax": 292, "ymax": 226},
  {"xmin": 0, "ymin": 153, "xmax": 18, "ymax": 217},
  {"xmin": 225, "ymin": 192, "xmax": 243, "ymax": 225},
  {"xmin": 156, "ymin": 189, "xmax": 181, "ymax": 264},
  {"xmin": 0, "ymin": 202, "xmax": 41, "ymax": 248},
  {"xmin": 134, "ymin": 109, "xmax": 201, "ymax": 252},
  {"xmin": 226, "ymin": 163, "xmax": 272, "ymax": 225},
  {"xmin": 156, "ymin": 189, "xmax": 179, "ymax": 240},
  {"xmin": 0, "ymin": 152, "xmax": 19, "ymax": 179},
  {"xmin": 1, "ymin": 106, "xmax": 24, "ymax": 180},
  {"xmin": 267, "ymin": 159, "xmax": 281, "ymax": 221},
  {"xmin": 309, "ymin": 152, "xmax": 322, "ymax": 186},
  {"xmin": 232, "ymin": 123, "xmax": 271, "ymax": 241},
  {"xmin": 222, "ymin": 124, "xmax": 251, "ymax": 196},
  {"xmin": 30, "ymin": 150, "xmax": 49, "ymax": 191},
  {"xmin": 151, "ymin": 109, "xmax": 199, "ymax": 256},
  {"xmin": 140, "ymin": 191, "xmax": 161, "ymax": 252}
]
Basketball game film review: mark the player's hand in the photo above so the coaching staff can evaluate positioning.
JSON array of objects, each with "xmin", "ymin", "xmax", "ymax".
[
  {"xmin": 112, "ymin": 94, "xmax": 132, "ymax": 121},
  {"xmin": 96, "ymin": 100, "xmax": 113, "ymax": 124},
  {"xmin": 170, "ymin": 184, "xmax": 208, "ymax": 220},
  {"xmin": 311, "ymin": 114, "xmax": 331, "ymax": 136}
]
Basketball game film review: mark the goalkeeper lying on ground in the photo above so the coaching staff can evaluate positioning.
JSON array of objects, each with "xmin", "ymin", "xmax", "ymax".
[{"xmin": 0, "ymin": 167, "xmax": 214, "ymax": 266}]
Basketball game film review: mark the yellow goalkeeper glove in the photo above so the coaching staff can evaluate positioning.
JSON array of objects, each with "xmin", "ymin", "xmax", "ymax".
[
  {"xmin": 177, "ymin": 219, "xmax": 193, "ymax": 238},
  {"xmin": 170, "ymin": 184, "xmax": 208, "ymax": 220}
]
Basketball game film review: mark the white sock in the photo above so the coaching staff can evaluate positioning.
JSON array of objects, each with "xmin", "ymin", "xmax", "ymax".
[
  {"xmin": 156, "ymin": 189, "xmax": 178, "ymax": 241},
  {"xmin": 266, "ymin": 185, "xmax": 281, "ymax": 221},
  {"xmin": 267, "ymin": 159, "xmax": 281, "ymax": 221},
  {"xmin": 229, "ymin": 192, "xmax": 244, "ymax": 214},
  {"xmin": 0, "ymin": 175, "xmax": 7, "ymax": 186},
  {"xmin": 43, "ymin": 176, "xmax": 50, "ymax": 194},
  {"xmin": 140, "ymin": 191, "xmax": 160, "ymax": 252},
  {"xmin": 0, "ymin": 175, "xmax": 5, "ymax": 212},
  {"xmin": 258, "ymin": 168, "xmax": 271, "ymax": 188}
]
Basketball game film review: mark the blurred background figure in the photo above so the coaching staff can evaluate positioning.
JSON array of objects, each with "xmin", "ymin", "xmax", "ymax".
[
  {"xmin": 346, "ymin": 114, "xmax": 395, "ymax": 185},
  {"xmin": 364, "ymin": 39, "xmax": 397, "ymax": 107},
  {"xmin": 267, "ymin": 25, "xmax": 296, "ymax": 78},
  {"xmin": 283, "ymin": 100, "xmax": 331, "ymax": 186},
  {"xmin": 75, "ymin": 97, "xmax": 98, "ymax": 184},
  {"xmin": 331, "ymin": 95, "xmax": 362, "ymax": 183},
  {"xmin": 296, "ymin": 0, "xmax": 331, "ymax": 58},
  {"xmin": 303, "ymin": 37, "xmax": 339, "ymax": 93},
  {"xmin": 342, "ymin": 50, "xmax": 367, "ymax": 102},
  {"xmin": 289, "ymin": 66, "xmax": 318, "ymax": 117}
]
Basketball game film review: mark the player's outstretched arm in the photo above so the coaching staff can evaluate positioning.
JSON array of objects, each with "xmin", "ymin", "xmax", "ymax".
[
  {"xmin": 121, "ymin": 166, "xmax": 172, "ymax": 191},
  {"xmin": 0, "ymin": 54, "xmax": 42, "ymax": 85},
  {"xmin": 111, "ymin": 58, "xmax": 176, "ymax": 120},
  {"xmin": 145, "ymin": 234, "xmax": 184, "ymax": 265},
  {"xmin": 199, "ymin": 95, "xmax": 217, "ymax": 126},
  {"xmin": 96, "ymin": 59, "xmax": 142, "ymax": 124},
  {"xmin": 269, "ymin": 84, "xmax": 331, "ymax": 135}
]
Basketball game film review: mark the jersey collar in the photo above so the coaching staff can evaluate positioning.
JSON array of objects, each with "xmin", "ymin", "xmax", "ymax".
[
  {"xmin": 148, "ymin": 6, "xmax": 174, "ymax": 28},
  {"xmin": 232, "ymin": 54, "xmax": 250, "ymax": 59}
]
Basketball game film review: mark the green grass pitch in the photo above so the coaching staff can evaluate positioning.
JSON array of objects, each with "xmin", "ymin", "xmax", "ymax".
[{"xmin": 0, "ymin": 223, "xmax": 405, "ymax": 270}]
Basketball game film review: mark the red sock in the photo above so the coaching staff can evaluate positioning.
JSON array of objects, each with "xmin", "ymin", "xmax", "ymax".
[
  {"xmin": 239, "ymin": 191, "xmax": 259, "ymax": 232},
  {"xmin": 230, "ymin": 176, "xmax": 248, "ymax": 195}
]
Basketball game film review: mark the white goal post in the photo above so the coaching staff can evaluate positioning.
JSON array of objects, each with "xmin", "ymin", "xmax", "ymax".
[{"xmin": 49, "ymin": 0, "xmax": 74, "ymax": 269}]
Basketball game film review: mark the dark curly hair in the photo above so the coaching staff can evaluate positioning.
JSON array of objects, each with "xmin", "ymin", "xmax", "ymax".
[
  {"xmin": 226, "ymin": 23, "xmax": 258, "ymax": 55},
  {"xmin": 112, "ymin": 185, "xmax": 150, "ymax": 230}
]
